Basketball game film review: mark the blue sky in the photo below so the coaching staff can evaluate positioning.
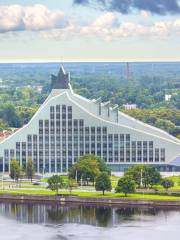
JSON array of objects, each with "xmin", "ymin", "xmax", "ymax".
[{"xmin": 1, "ymin": 0, "xmax": 180, "ymax": 62}]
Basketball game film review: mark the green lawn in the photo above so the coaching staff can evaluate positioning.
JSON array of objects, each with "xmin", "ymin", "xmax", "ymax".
[
  {"xmin": 155, "ymin": 176, "xmax": 180, "ymax": 192},
  {"xmin": 111, "ymin": 175, "xmax": 119, "ymax": 181},
  {"xmin": 0, "ymin": 189, "xmax": 180, "ymax": 200}
]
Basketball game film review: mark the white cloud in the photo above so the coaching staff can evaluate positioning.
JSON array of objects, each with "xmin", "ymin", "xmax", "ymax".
[
  {"xmin": 1, "ymin": 5, "xmax": 180, "ymax": 41},
  {"xmin": 0, "ymin": 4, "xmax": 68, "ymax": 33},
  {"xmin": 40, "ymin": 24, "xmax": 77, "ymax": 40},
  {"xmin": 79, "ymin": 13, "xmax": 179, "ymax": 40}
]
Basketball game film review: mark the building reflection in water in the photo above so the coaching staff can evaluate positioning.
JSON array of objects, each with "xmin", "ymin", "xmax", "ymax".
[{"xmin": 0, "ymin": 203, "xmax": 178, "ymax": 227}]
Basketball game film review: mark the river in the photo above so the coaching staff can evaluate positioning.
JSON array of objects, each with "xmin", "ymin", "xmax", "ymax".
[{"xmin": 0, "ymin": 202, "xmax": 180, "ymax": 240}]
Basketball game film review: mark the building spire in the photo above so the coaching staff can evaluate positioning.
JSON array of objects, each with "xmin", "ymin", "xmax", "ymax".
[{"xmin": 51, "ymin": 65, "xmax": 70, "ymax": 89}]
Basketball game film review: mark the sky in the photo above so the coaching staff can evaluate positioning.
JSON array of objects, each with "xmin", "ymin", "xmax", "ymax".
[{"xmin": 1, "ymin": 0, "xmax": 180, "ymax": 62}]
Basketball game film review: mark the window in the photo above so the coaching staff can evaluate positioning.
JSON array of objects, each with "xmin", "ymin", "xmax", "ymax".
[
  {"xmin": 137, "ymin": 141, "xmax": 142, "ymax": 162},
  {"xmin": 56, "ymin": 105, "xmax": 60, "ymax": 112},
  {"xmin": 132, "ymin": 141, "xmax": 136, "ymax": 162},
  {"xmin": 120, "ymin": 134, "xmax": 124, "ymax": 141},
  {"xmin": 120, "ymin": 137, "xmax": 124, "ymax": 162},
  {"xmin": 74, "ymin": 119, "xmax": 78, "ymax": 127},
  {"xmin": 91, "ymin": 127, "xmax": 95, "ymax": 134},
  {"xmin": 126, "ymin": 134, "xmax": 130, "ymax": 141},
  {"xmin": 161, "ymin": 148, "xmax": 165, "ymax": 162},
  {"xmin": 50, "ymin": 106, "xmax": 54, "ymax": 112},
  {"xmin": 39, "ymin": 120, "xmax": 43, "ymax": 128},
  {"xmin": 155, "ymin": 148, "xmax": 159, "ymax": 162},
  {"xmin": 79, "ymin": 119, "xmax": 84, "ymax": 127},
  {"xmin": 143, "ymin": 141, "xmax": 148, "ymax": 162},
  {"xmin": 126, "ymin": 136, "xmax": 130, "ymax": 162},
  {"xmin": 149, "ymin": 141, "xmax": 153, "ymax": 162},
  {"xmin": 103, "ymin": 127, "xmax": 107, "ymax": 135}
]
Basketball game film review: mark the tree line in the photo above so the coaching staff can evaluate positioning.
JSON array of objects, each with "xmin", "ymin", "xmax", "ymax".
[{"xmin": 8, "ymin": 155, "xmax": 175, "ymax": 196}]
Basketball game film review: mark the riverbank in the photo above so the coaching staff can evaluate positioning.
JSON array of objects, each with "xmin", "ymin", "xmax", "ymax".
[{"xmin": 0, "ymin": 193, "xmax": 180, "ymax": 207}]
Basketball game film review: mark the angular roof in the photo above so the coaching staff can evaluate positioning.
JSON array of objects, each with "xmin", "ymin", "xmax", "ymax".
[{"xmin": 51, "ymin": 65, "xmax": 70, "ymax": 90}]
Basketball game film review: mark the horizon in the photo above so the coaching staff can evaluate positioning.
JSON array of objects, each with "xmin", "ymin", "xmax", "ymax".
[{"xmin": 2, "ymin": 60, "xmax": 180, "ymax": 64}]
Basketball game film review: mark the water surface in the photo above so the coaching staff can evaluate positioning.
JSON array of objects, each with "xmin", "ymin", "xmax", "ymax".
[{"xmin": 0, "ymin": 203, "xmax": 180, "ymax": 240}]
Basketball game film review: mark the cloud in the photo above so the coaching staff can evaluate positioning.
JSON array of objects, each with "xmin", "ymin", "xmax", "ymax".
[
  {"xmin": 1, "ymin": 4, "xmax": 180, "ymax": 42},
  {"xmin": 79, "ymin": 13, "xmax": 178, "ymax": 40},
  {"xmin": 74, "ymin": 0, "xmax": 180, "ymax": 15},
  {"xmin": 40, "ymin": 24, "xmax": 77, "ymax": 40},
  {"xmin": 38, "ymin": 11, "xmax": 180, "ymax": 41},
  {"xmin": 0, "ymin": 4, "xmax": 68, "ymax": 33}
]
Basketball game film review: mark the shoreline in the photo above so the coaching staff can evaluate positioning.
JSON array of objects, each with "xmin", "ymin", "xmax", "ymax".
[{"xmin": 0, "ymin": 194, "xmax": 180, "ymax": 208}]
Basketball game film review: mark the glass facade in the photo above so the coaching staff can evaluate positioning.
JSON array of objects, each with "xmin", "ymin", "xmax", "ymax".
[{"xmin": 0, "ymin": 104, "xmax": 168, "ymax": 173}]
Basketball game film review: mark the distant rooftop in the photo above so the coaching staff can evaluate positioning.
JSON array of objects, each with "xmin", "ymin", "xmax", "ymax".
[
  {"xmin": 51, "ymin": 65, "xmax": 70, "ymax": 90},
  {"xmin": 0, "ymin": 129, "xmax": 18, "ymax": 142}
]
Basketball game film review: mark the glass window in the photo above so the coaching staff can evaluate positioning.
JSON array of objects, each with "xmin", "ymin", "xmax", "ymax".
[
  {"xmin": 149, "ymin": 141, "xmax": 154, "ymax": 162},
  {"xmin": 132, "ymin": 141, "xmax": 136, "ymax": 162},
  {"xmin": 155, "ymin": 148, "xmax": 160, "ymax": 162},
  {"xmin": 161, "ymin": 148, "xmax": 165, "ymax": 162}
]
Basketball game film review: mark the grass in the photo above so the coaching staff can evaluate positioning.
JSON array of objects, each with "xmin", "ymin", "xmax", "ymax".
[
  {"xmin": 155, "ymin": 176, "xmax": 180, "ymax": 192},
  {"xmin": 40, "ymin": 175, "xmax": 69, "ymax": 183},
  {"xmin": 111, "ymin": 175, "xmax": 120, "ymax": 181},
  {"xmin": 0, "ymin": 188, "xmax": 180, "ymax": 200},
  {"xmin": 1, "ymin": 175, "xmax": 180, "ymax": 201}
]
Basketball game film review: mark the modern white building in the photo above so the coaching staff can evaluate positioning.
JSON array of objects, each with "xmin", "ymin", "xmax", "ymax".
[{"xmin": 0, "ymin": 66, "xmax": 180, "ymax": 174}]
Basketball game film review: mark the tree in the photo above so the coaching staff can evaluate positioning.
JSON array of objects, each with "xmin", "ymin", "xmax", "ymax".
[
  {"xmin": 95, "ymin": 172, "xmax": 112, "ymax": 195},
  {"xmin": 96, "ymin": 156, "xmax": 111, "ymax": 175},
  {"xmin": 125, "ymin": 165, "xmax": 161, "ymax": 188},
  {"xmin": 69, "ymin": 155, "xmax": 110, "ymax": 185},
  {"xmin": 10, "ymin": 159, "xmax": 21, "ymax": 182},
  {"xmin": 161, "ymin": 179, "xmax": 174, "ymax": 191},
  {"xmin": 124, "ymin": 165, "xmax": 143, "ymax": 188},
  {"xmin": 0, "ymin": 103, "xmax": 21, "ymax": 128},
  {"xmin": 66, "ymin": 178, "xmax": 75, "ymax": 193},
  {"xmin": 47, "ymin": 175, "xmax": 64, "ymax": 194},
  {"xmin": 26, "ymin": 159, "xmax": 35, "ymax": 182},
  {"xmin": 115, "ymin": 176, "xmax": 136, "ymax": 197},
  {"xmin": 146, "ymin": 167, "xmax": 161, "ymax": 188}
]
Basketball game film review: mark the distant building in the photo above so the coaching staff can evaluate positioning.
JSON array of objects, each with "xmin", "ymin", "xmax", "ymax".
[
  {"xmin": 36, "ymin": 86, "xmax": 43, "ymax": 93},
  {"xmin": 165, "ymin": 94, "xmax": 172, "ymax": 101},
  {"xmin": 0, "ymin": 129, "xmax": 18, "ymax": 143},
  {"xmin": 123, "ymin": 104, "xmax": 137, "ymax": 110},
  {"xmin": 0, "ymin": 78, "xmax": 8, "ymax": 89},
  {"xmin": 0, "ymin": 66, "xmax": 180, "ymax": 174}
]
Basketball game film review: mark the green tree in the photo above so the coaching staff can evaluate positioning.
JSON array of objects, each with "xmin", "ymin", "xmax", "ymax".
[
  {"xmin": 124, "ymin": 165, "xmax": 143, "ymax": 188},
  {"xmin": 161, "ymin": 179, "xmax": 174, "ymax": 191},
  {"xmin": 116, "ymin": 176, "xmax": 136, "ymax": 197},
  {"xmin": 66, "ymin": 178, "xmax": 75, "ymax": 193},
  {"xmin": 0, "ymin": 119, "xmax": 8, "ymax": 131},
  {"xmin": 47, "ymin": 175, "xmax": 64, "ymax": 194},
  {"xmin": 26, "ymin": 159, "xmax": 35, "ymax": 182},
  {"xmin": 146, "ymin": 167, "xmax": 161, "ymax": 188},
  {"xmin": 95, "ymin": 156, "xmax": 111, "ymax": 175},
  {"xmin": 155, "ymin": 119, "xmax": 175, "ymax": 133},
  {"xmin": 125, "ymin": 165, "xmax": 161, "ymax": 188},
  {"xmin": 0, "ymin": 103, "xmax": 21, "ymax": 128},
  {"xmin": 10, "ymin": 159, "xmax": 21, "ymax": 182},
  {"xmin": 69, "ymin": 155, "xmax": 109, "ymax": 185},
  {"xmin": 95, "ymin": 172, "xmax": 112, "ymax": 195}
]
